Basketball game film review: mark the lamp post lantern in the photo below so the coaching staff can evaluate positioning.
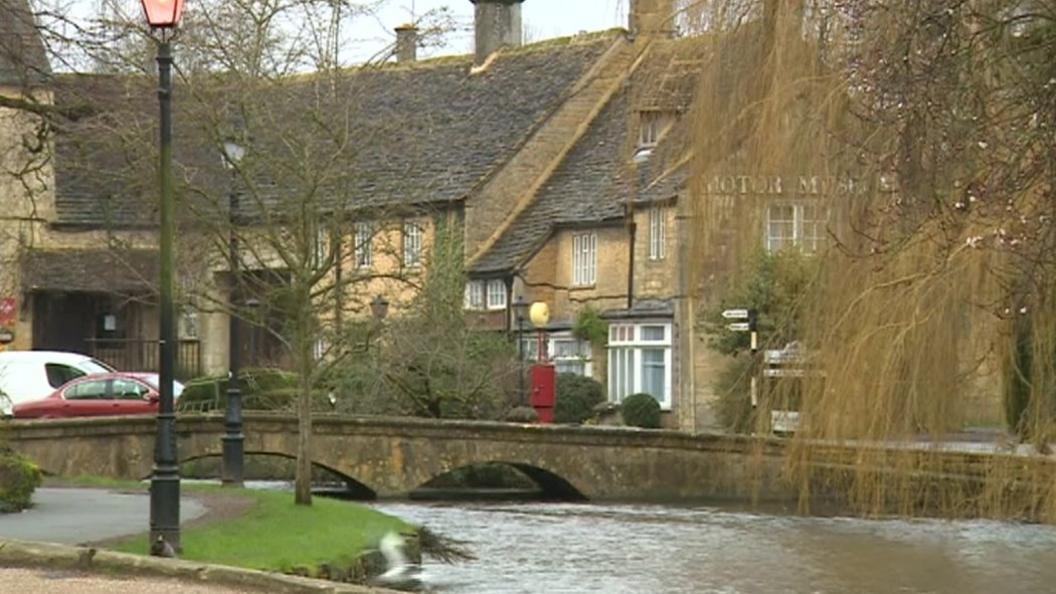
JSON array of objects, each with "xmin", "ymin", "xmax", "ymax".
[
  {"xmin": 142, "ymin": 0, "xmax": 185, "ymax": 554},
  {"xmin": 221, "ymin": 133, "xmax": 245, "ymax": 488},
  {"xmin": 512, "ymin": 296, "xmax": 530, "ymax": 406}
]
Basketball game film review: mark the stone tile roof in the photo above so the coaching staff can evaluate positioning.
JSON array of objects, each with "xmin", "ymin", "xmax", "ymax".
[
  {"xmin": 0, "ymin": 0, "xmax": 50, "ymax": 87},
  {"xmin": 470, "ymin": 39, "xmax": 703, "ymax": 274},
  {"xmin": 20, "ymin": 249, "xmax": 158, "ymax": 293},
  {"xmin": 49, "ymin": 34, "xmax": 616, "ymax": 229},
  {"xmin": 469, "ymin": 93, "xmax": 632, "ymax": 274}
]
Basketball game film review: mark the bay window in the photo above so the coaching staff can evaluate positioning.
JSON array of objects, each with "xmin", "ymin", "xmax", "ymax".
[{"xmin": 608, "ymin": 323, "xmax": 672, "ymax": 409}]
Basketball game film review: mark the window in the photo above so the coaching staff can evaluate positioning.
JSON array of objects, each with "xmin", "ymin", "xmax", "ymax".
[
  {"xmin": 572, "ymin": 232, "xmax": 597, "ymax": 287},
  {"xmin": 486, "ymin": 280, "xmax": 507, "ymax": 311},
  {"xmin": 649, "ymin": 207, "xmax": 666, "ymax": 260},
  {"xmin": 464, "ymin": 281, "xmax": 485, "ymax": 311},
  {"xmin": 552, "ymin": 337, "xmax": 592, "ymax": 376},
  {"xmin": 112, "ymin": 379, "xmax": 149, "ymax": 400},
  {"xmin": 766, "ymin": 203, "xmax": 828, "ymax": 253},
  {"xmin": 638, "ymin": 111, "xmax": 665, "ymax": 148},
  {"xmin": 519, "ymin": 333, "xmax": 592, "ymax": 376},
  {"xmin": 607, "ymin": 323, "xmax": 672, "ymax": 409},
  {"xmin": 64, "ymin": 379, "xmax": 110, "ymax": 400},
  {"xmin": 354, "ymin": 222, "xmax": 373, "ymax": 269},
  {"xmin": 403, "ymin": 221, "xmax": 423, "ymax": 266},
  {"xmin": 313, "ymin": 227, "xmax": 330, "ymax": 268},
  {"xmin": 45, "ymin": 363, "xmax": 86, "ymax": 389}
]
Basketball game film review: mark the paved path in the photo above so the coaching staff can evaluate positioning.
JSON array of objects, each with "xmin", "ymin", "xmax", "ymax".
[
  {"xmin": 0, "ymin": 567, "xmax": 256, "ymax": 593},
  {"xmin": 0, "ymin": 488, "xmax": 206, "ymax": 544}
]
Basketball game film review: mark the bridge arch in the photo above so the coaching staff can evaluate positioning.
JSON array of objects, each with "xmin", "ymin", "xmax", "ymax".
[
  {"xmin": 177, "ymin": 452, "xmax": 379, "ymax": 500},
  {"xmin": 410, "ymin": 460, "xmax": 588, "ymax": 501}
]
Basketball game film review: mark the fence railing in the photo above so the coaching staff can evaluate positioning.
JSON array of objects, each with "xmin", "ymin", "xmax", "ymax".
[{"xmin": 84, "ymin": 338, "xmax": 202, "ymax": 380}]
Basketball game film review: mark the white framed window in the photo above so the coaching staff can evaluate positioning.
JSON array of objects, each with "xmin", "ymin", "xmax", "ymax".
[
  {"xmin": 649, "ymin": 207, "xmax": 666, "ymax": 260},
  {"xmin": 486, "ymin": 279, "xmax": 506, "ymax": 311},
  {"xmin": 354, "ymin": 222, "xmax": 373, "ymax": 269},
  {"xmin": 766, "ymin": 203, "xmax": 828, "ymax": 253},
  {"xmin": 403, "ymin": 221, "xmax": 423, "ymax": 266},
  {"xmin": 572, "ymin": 232, "xmax": 597, "ymax": 287},
  {"xmin": 607, "ymin": 322, "xmax": 673, "ymax": 409},
  {"xmin": 519, "ymin": 333, "xmax": 592, "ymax": 377},
  {"xmin": 464, "ymin": 281, "xmax": 485, "ymax": 311},
  {"xmin": 313, "ymin": 227, "xmax": 330, "ymax": 268}
]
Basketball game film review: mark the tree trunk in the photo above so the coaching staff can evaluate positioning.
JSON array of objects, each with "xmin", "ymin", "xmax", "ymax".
[{"xmin": 293, "ymin": 296, "xmax": 314, "ymax": 506}]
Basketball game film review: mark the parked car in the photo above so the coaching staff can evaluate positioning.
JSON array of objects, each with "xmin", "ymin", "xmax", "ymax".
[
  {"xmin": 0, "ymin": 351, "xmax": 116, "ymax": 416},
  {"xmin": 12, "ymin": 372, "xmax": 184, "ymax": 419}
]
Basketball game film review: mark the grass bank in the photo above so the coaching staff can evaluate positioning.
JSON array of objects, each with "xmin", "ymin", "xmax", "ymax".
[{"xmin": 49, "ymin": 477, "xmax": 412, "ymax": 577}]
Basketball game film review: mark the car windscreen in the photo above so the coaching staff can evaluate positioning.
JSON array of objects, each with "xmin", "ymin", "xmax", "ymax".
[{"xmin": 139, "ymin": 374, "xmax": 184, "ymax": 398}]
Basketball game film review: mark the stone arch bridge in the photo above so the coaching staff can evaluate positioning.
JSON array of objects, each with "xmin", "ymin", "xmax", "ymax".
[
  {"xmin": 1, "ymin": 414, "xmax": 1019, "ymax": 503},
  {"xmin": 4, "ymin": 413, "xmax": 799, "ymax": 501}
]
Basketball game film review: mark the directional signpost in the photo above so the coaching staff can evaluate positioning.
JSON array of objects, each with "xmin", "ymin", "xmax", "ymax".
[{"xmin": 724, "ymin": 308, "xmax": 760, "ymax": 407}]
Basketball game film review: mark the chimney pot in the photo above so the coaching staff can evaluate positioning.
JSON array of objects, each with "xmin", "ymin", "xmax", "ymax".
[
  {"xmin": 395, "ymin": 24, "xmax": 419, "ymax": 63},
  {"xmin": 469, "ymin": 0, "xmax": 525, "ymax": 65}
]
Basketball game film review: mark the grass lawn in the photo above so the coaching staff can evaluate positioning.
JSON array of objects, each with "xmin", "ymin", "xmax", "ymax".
[{"xmin": 55, "ymin": 477, "xmax": 412, "ymax": 573}]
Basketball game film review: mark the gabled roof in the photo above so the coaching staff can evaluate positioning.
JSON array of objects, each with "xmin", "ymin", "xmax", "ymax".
[
  {"xmin": 469, "ymin": 38, "xmax": 703, "ymax": 274},
  {"xmin": 0, "ymin": 0, "xmax": 50, "ymax": 87},
  {"xmin": 50, "ymin": 33, "xmax": 617, "ymax": 229}
]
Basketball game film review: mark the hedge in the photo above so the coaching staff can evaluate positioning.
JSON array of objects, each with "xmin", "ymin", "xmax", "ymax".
[
  {"xmin": 0, "ymin": 450, "xmax": 42, "ymax": 513},
  {"xmin": 178, "ymin": 368, "xmax": 333, "ymax": 413},
  {"xmin": 622, "ymin": 393, "xmax": 662, "ymax": 429},
  {"xmin": 554, "ymin": 373, "xmax": 605, "ymax": 424}
]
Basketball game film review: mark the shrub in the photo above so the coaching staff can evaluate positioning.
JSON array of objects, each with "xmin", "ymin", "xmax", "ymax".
[
  {"xmin": 713, "ymin": 355, "xmax": 756, "ymax": 433},
  {"xmin": 177, "ymin": 368, "xmax": 326, "ymax": 413},
  {"xmin": 0, "ymin": 450, "xmax": 42, "ymax": 513},
  {"xmin": 554, "ymin": 373, "xmax": 605, "ymax": 424},
  {"xmin": 622, "ymin": 393, "xmax": 661, "ymax": 429}
]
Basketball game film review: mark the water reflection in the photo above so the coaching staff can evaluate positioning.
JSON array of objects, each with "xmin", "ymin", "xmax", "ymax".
[{"xmin": 370, "ymin": 501, "xmax": 1056, "ymax": 594}]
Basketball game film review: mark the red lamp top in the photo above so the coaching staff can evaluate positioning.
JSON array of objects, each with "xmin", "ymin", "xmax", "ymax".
[{"xmin": 140, "ymin": 0, "xmax": 185, "ymax": 28}]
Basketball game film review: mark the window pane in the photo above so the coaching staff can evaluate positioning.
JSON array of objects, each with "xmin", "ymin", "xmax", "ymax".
[
  {"xmin": 767, "ymin": 204, "xmax": 796, "ymax": 252},
  {"xmin": 66, "ymin": 380, "xmax": 109, "ymax": 400},
  {"xmin": 640, "ymin": 326, "xmax": 666, "ymax": 341},
  {"xmin": 113, "ymin": 379, "xmax": 148, "ymax": 400},
  {"xmin": 46, "ymin": 364, "xmax": 85, "ymax": 389},
  {"xmin": 640, "ymin": 349, "xmax": 666, "ymax": 402},
  {"xmin": 486, "ymin": 280, "xmax": 506, "ymax": 309},
  {"xmin": 403, "ymin": 222, "xmax": 422, "ymax": 265},
  {"xmin": 556, "ymin": 361, "xmax": 585, "ymax": 376},
  {"xmin": 355, "ymin": 222, "xmax": 372, "ymax": 268}
]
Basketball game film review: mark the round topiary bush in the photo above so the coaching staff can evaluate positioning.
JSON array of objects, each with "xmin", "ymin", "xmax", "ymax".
[
  {"xmin": 622, "ymin": 393, "xmax": 662, "ymax": 429},
  {"xmin": 0, "ymin": 450, "xmax": 42, "ymax": 513},
  {"xmin": 554, "ymin": 373, "xmax": 605, "ymax": 424}
]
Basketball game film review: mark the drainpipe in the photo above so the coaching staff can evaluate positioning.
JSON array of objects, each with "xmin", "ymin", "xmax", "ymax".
[{"xmin": 627, "ymin": 218, "xmax": 636, "ymax": 311}]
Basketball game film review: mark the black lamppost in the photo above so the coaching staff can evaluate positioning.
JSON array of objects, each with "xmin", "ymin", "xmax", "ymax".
[
  {"xmin": 221, "ymin": 134, "xmax": 246, "ymax": 488},
  {"xmin": 141, "ymin": 0, "xmax": 185, "ymax": 555},
  {"xmin": 512, "ymin": 296, "xmax": 530, "ymax": 406}
]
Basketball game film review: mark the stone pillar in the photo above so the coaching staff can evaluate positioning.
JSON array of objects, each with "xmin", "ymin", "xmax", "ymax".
[
  {"xmin": 469, "ymin": 0, "xmax": 524, "ymax": 65},
  {"xmin": 395, "ymin": 24, "xmax": 418, "ymax": 64}
]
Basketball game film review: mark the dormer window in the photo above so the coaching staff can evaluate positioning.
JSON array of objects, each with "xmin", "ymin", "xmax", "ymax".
[{"xmin": 638, "ymin": 111, "xmax": 670, "ymax": 149}]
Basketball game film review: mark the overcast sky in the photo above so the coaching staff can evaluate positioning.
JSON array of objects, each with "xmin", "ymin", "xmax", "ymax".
[{"xmin": 350, "ymin": 1, "xmax": 629, "ymax": 61}]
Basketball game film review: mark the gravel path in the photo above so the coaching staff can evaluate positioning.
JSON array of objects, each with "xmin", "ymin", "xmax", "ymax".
[{"xmin": 0, "ymin": 567, "xmax": 261, "ymax": 593}]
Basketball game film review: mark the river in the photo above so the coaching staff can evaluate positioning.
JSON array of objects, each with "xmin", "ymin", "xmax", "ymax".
[{"xmin": 368, "ymin": 500, "xmax": 1056, "ymax": 594}]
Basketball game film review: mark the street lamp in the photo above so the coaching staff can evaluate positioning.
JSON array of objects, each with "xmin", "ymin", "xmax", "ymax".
[
  {"xmin": 370, "ymin": 295, "xmax": 390, "ymax": 321},
  {"xmin": 141, "ymin": 0, "xmax": 185, "ymax": 555},
  {"xmin": 512, "ymin": 296, "xmax": 530, "ymax": 406},
  {"xmin": 529, "ymin": 301, "xmax": 550, "ymax": 363},
  {"xmin": 221, "ymin": 132, "xmax": 245, "ymax": 488}
]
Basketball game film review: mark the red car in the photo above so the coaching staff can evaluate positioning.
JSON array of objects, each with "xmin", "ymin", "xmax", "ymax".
[{"xmin": 12, "ymin": 373, "xmax": 184, "ymax": 419}]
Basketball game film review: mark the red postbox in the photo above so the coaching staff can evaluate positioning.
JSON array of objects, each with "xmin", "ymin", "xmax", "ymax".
[{"xmin": 530, "ymin": 363, "xmax": 556, "ymax": 423}]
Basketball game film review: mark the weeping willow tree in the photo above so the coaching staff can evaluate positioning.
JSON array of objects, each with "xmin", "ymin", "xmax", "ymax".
[{"xmin": 681, "ymin": 0, "xmax": 1056, "ymax": 520}]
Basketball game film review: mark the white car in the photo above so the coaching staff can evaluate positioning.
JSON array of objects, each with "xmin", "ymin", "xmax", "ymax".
[{"xmin": 0, "ymin": 351, "xmax": 116, "ymax": 416}]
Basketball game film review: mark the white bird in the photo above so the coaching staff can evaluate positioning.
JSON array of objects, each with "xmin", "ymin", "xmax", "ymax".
[{"xmin": 376, "ymin": 531, "xmax": 421, "ymax": 586}]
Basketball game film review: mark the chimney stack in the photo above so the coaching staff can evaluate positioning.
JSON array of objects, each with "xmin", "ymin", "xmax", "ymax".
[
  {"xmin": 469, "ymin": 0, "xmax": 525, "ymax": 65},
  {"xmin": 395, "ymin": 24, "xmax": 419, "ymax": 63},
  {"xmin": 629, "ymin": 0, "xmax": 675, "ymax": 38}
]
